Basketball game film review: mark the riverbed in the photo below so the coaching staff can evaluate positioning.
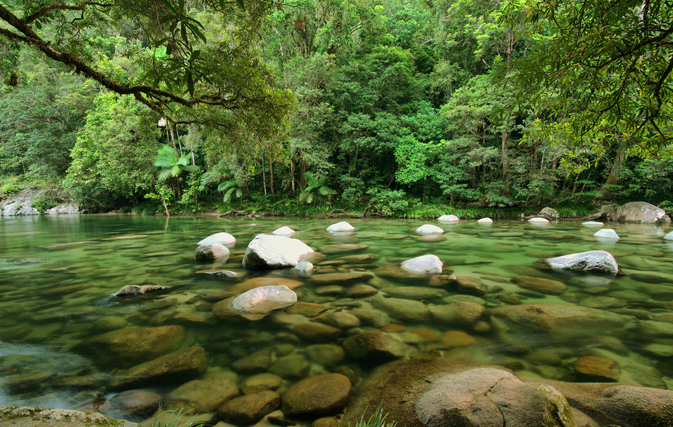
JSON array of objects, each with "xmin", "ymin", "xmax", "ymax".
[{"xmin": 0, "ymin": 215, "xmax": 672, "ymax": 420}]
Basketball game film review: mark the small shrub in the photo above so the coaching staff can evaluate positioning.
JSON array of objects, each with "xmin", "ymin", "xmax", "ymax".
[
  {"xmin": 31, "ymin": 191, "xmax": 60, "ymax": 213},
  {"xmin": 0, "ymin": 175, "xmax": 23, "ymax": 196}
]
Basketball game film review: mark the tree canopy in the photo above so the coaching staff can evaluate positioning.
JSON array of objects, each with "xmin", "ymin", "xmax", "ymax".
[
  {"xmin": 502, "ymin": 0, "xmax": 673, "ymax": 154},
  {"xmin": 0, "ymin": 0, "xmax": 294, "ymax": 140}
]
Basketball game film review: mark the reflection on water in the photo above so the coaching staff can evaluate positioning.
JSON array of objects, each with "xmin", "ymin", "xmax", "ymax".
[{"xmin": 1, "ymin": 215, "xmax": 673, "ymax": 416}]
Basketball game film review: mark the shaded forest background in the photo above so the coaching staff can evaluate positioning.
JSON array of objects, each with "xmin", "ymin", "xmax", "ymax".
[{"xmin": 1, "ymin": 0, "xmax": 672, "ymax": 217}]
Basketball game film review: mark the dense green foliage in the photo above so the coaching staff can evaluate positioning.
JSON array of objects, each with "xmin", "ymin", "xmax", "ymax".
[{"xmin": 1, "ymin": 0, "xmax": 672, "ymax": 217}]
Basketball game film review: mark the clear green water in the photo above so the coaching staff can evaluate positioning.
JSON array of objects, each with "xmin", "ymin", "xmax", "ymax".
[{"xmin": 1, "ymin": 215, "xmax": 672, "ymax": 413}]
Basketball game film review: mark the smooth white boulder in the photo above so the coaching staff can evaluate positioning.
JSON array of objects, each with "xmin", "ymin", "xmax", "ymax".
[
  {"xmin": 546, "ymin": 250, "xmax": 618, "ymax": 275},
  {"xmin": 294, "ymin": 261, "xmax": 314, "ymax": 276},
  {"xmin": 438, "ymin": 215, "xmax": 459, "ymax": 222},
  {"xmin": 528, "ymin": 217, "xmax": 549, "ymax": 224},
  {"xmin": 326, "ymin": 221, "xmax": 355, "ymax": 232},
  {"xmin": 594, "ymin": 229, "xmax": 620, "ymax": 240},
  {"xmin": 478, "ymin": 218, "xmax": 493, "ymax": 224},
  {"xmin": 272, "ymin": 226, "xmax": 295, "ymax": 236},
  {"xmin": 582, "ymin": 221, "xmax": 604, "ymax": 227},
  {"xmin": 232, "ymin": 285, "xmax": 297, "ymax": 314},
  {"xmin": 665, "ymin": 231, "xmax": 673, "ymax": 241},
  {"xmin": 401, "ymin": 255, "xmax": 443, "ymax": 274},
  {"xmin": 242, "ymin": 234, "xmax": 314, "ymax": 269},
  {"xmin": 198, "ymin": 232, "xmax": 236, "ymax": 245},
  {"xmin": 416, "ymin": 224, "xmax": 444, "ymax": 234}
]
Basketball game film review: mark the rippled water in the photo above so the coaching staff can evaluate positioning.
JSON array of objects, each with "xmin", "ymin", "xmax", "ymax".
[{"xmin": 1, "ymin": 215, "xmax": 672, "ymax": 417}]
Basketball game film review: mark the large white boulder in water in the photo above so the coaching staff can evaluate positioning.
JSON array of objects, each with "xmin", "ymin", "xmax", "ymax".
[
  {"xmin": 477, "ymin": 218, "xmax": 493, "ymax": 224},
  {"xmin": 665, "ymin": 231, "xmax": 673, "ymax": 241},
  {"xmin": 272, "ymin": 226, "xmax": 295, "ymax": 236},
  {"xmin": 242, "ymin": 234, "xmax": 314, "ymax": 269},
  {"xmin": 546, "ymin": 250, "xmax": 618, "ymax": 275},
  {"xmin": 198, "ymin": 232, "xmax": 236, "ymax": 245},
  {"xmin": 401, "ymin": 255, "xmax": 443, "ymax": 274},
  {"xmin": 233, "ymin": 285, "xmax": 297, "ymax": 314},
  {"xmin": 326, "ymin": 221, "xmax": 355, "ymax": 232},
  {"xmin": 615, "ymin": 201, "xmax": 669, "ymax": 223},
  {"xmin": 594, "ymin": 229, "xmax": 620, "ymax": 240},
  {"xmin": 528, "ymin": 217, "xmax": 549, "ymax": 224},
  {"xmin": 438, "ymin": 215, "xmax": 459, "ymax": 222},
  {"xmin": 416, "ymin": 224, "xmax": 444, "ymax": 234}
]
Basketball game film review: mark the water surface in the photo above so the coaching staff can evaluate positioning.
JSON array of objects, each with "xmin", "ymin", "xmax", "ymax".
[{"xmin": 1, "ymin": 215, "xmax": 672, "ymax": 414}]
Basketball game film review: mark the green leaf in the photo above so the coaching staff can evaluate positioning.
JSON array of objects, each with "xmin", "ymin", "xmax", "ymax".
[
  {"xmin": 166, "ymin": 44, "xmax": 173, "ymax": 55},
  {"xmin": 186, "ymin": 71, "xmax": 194, "ymax": 97},
  {"xmin": 180, "ymin": 23, "xmax": 188, "ymax": 45},
  {"xmin": 236, "ymin": 0, "xmax": 245, "ymax": 10},
  {"xmin": 223, "ymin": 187, "xmax": 235, "ymax": 203},
  {"xmin": 189, "ymin": 25, "xmax": 207, "ymax": 44},
  {"xmin": 190, "ymin": 50, "xmax": 201, "ymax": 61},
  {"xmin": 34, "ymin": 20, "xmax": 42, "ymax": 30}
]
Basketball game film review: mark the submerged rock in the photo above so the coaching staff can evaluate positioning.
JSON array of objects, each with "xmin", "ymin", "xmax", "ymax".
[
  {"xmin": 164, "ymin": 378, "xmax": 239, "ymax": 413},
  {"xmin": 318, "ymin": 244, "xmax": 368, "ymax": 254},
  {"xmin": 371, "ymin": 296, "xmax": 431, "ymax": 322},
  {"xmin": 478, "ymin": 218, "xmax": 493, "ymax": 224},
  {"xmin": 511, "ymin": 276, "xmax": 567, "ymax": 295},
  {"xmin": 429, "ymin": 302, "xmax": 485, "ymax": 327},
  {"xmin": 416, "ymin": 224, "xmax": 444, "ymax": 234},
  {"xmin": 100, "ymin": 389, "xmax": 162, "ymax": 419},
  {"xmin": 194, "ymin": 243, "xmax": 229, "ymax": 261},
  {"xmin": 114, "ymin": 284, "xmax": 168, "ymax": 297},
  {"xmin": 73, "ymin": 325, "xmax": 186, "ymax": 368},
  {"xmin": 575, "ymin": 356, "xmax": 620, "ymax": 382},
  {"xmin": 281, "ymin": 373, "xmax": 352, "ymax": 417},
  {"xmin": 529, "ymin": 217, "xmax": 550, "ymax": 224},
  {"xmin": 594, "ymin": 229, "xmax": 620, "ymax": 240},
  {"xmin": 242, "ymin": 234, "xmax": 314, "ymax": 269},
  {"xmin": 491, "ymin": 304, "xmax": 633, "ymax": 338},
  {"xmin": 218, "ymin": 390, "xmax": 281, "ymax": 426},
  {"xmin": 545, "ymin": 250, "xmax": 618, "ymax": 275},
  {"xmin": 109, "ymin": 346, "xmax": 207, "ymax": 389},
  {"xmin": 326, "ymin": 222, "xmax": 355, "ymax": 232},
  {"xmin": 343, "ymin": 331, "xmax": 406, "ymax": 361}
]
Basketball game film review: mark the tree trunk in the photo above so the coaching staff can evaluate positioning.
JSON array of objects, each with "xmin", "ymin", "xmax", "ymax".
[
  {"xmin": 501, "ymin": 127, "xmax": 510, "ymax": 195},
  {"xmin": 269, "ymin": 153, "xmax": 275, "ymax": 196},
  {"xmin": 602, "ymin": 139, "xmax": 627, "ymax": 194}
]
